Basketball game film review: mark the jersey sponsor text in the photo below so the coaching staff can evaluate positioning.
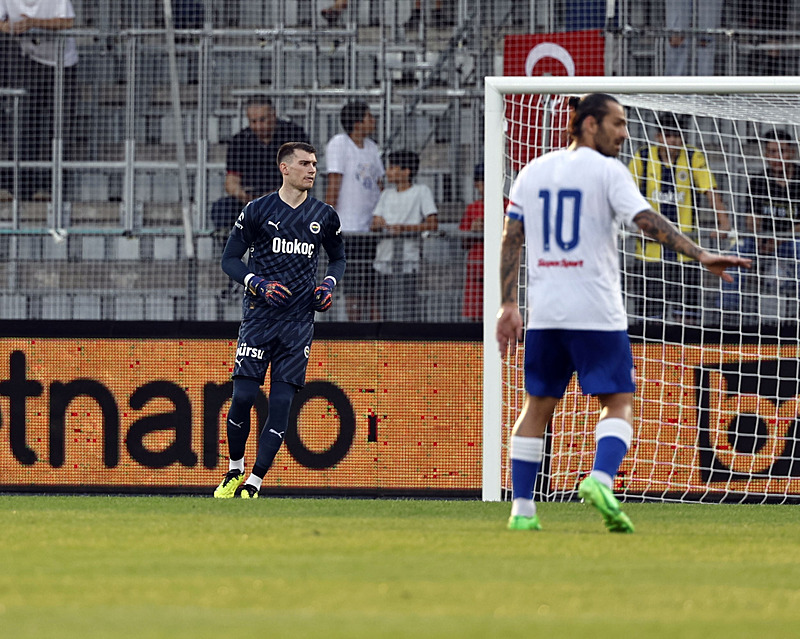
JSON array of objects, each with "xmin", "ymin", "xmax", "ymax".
[{"xmin": 272, "ymin": 236, "xmax": 315, "ymax": 258}]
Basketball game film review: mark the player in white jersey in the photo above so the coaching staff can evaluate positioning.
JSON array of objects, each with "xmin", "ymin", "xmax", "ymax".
[{"xmin": 496, "ymin": 93, "xmax": 751, "ymax": 533}]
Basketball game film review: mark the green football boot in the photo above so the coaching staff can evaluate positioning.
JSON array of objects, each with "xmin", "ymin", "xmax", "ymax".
[
  {"xmin": 236, "ymin": 483, "xmax": 259, "ymax": 499},
  {"xmin": 578, "ymin": 476, "xmax": 634, "ymax": 533},
  {"xmin": 507, "ymin": 514, "xmax": 542, "ymax": 531},
  {"xmin": 213, "ymin": 470, "xmax": 245, "ymax": 499}
]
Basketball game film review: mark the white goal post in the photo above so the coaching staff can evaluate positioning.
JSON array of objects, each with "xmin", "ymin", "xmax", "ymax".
[{"xmin": 483, "ymin": 76, "xmax": 800, "ymax": 503}]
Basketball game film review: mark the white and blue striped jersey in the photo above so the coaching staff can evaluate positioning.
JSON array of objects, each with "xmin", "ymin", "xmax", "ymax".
[
  {"xmin": 222, "ymin": 192, "xmax": 345, "ymax": 322},
  {"xmin": 506, "ymin": 146, "xmax": 649, "ymax": 330}
]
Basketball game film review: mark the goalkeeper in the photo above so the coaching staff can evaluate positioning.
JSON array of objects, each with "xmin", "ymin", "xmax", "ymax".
[
  {"xmin": 214, "ymin": 142, "xmax": 345, "ymax": 499},
  {"xmin": 496, "ymin": 93, "xmax": 751, "ymax": 533}
]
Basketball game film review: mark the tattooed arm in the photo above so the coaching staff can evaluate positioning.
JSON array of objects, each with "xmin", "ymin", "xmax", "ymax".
[
  {"xmin": 633, "ymin": 208, "xmax": 704, "ymax": 260},
  {"xmin": 633, "ymin": 208, "xmax": 751, "ymax": 283},
  {"xmin": 496, "ymin": 217, "xmax": 526, "ymax": 355},
  {"xmin": 500, "ymin": 218, "xmax": 525, "ymax": 304}
]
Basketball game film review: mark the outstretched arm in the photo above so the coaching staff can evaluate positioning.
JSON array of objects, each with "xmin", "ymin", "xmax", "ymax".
[
  {"xmin": 633, "ymin": 208, "xmax": 751, "ymax": 283},
  {"xmin": 496, "ymin": 217, "xmax": 525, "ymax": 355}
]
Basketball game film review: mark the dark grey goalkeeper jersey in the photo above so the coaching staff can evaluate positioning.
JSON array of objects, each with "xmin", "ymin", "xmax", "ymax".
[{"xmin": 221, "ymin": 191, "xmax": 346, "ymax": 322}]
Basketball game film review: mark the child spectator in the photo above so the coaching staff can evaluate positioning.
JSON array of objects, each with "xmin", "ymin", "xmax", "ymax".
[{"xmin": 371, "ymin": 150, "xmax": 438, "ymax": 321}]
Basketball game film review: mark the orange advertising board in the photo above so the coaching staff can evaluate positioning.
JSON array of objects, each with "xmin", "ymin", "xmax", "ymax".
[
  {"xmin": 5, "ymin": 336, "xmax": 800, "ymax": 499},
  {"xmin": 0, "ymin": 338, "xmax": 482, "ymax": 494},
  {"xmin": 515, "ymin": 343, "xmax": 800, "ymax": 499}
]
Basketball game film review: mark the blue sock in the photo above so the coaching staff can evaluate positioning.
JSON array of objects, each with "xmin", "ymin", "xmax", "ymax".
[
  {"xmin": 593, "ymin": 435, "xmax": 628, "ymax": 477},
  {"xmin": 510, "ymin": 436, "xmax": 544, "ymax": 501},
  {"xmin": 511, "ymin": 458, "xmax": 540, "ymax": 500}
]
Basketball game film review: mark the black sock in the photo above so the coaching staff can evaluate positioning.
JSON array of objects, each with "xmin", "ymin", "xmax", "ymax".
[
  {"xmin": 226, "ymin": 377, "xmax": 261, "ymax": 461},
  {"xmin": 252, "ymin": 381, "xmax": 297, "ymax": 477}
]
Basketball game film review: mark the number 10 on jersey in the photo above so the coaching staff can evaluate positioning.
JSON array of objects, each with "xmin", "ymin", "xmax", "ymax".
[{"xmin": 540, "ymin": 189, "xmax": 581, "ymax": 252}]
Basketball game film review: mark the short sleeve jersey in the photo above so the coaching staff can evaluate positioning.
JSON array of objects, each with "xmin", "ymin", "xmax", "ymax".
[
  {"xmin": 628, "ymin": 145, "xmax": 715, "ymax": 262},
  {"xmin": 226, "ymin": 120, "xmax": 310, "ymax": 197},
  {"xmin": 325, "ymin": 133, "xmax": 385, "ymax": 232},
  {"xmin": 372, "ymin": 183, "xmax": 437, "ymax": 274},
  {"xmin": 231, "ymin": 192, "xmax": 344, "ymax": 322},
  {"xmin": 507, "ymin": 146, "xmax": 649, "ymax": 331},
  {"xmin": 749, "ymin": 168, "xmax": 800, "ymax": 238}
]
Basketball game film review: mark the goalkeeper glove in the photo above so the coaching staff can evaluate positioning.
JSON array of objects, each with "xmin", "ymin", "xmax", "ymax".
[
  {"xmin": 313, "ymin": 276, "xmax": 336, "ymax": 312},
  {"xmin": 247, "ymin": 275, "xmax": 292, "ymax": 307}
]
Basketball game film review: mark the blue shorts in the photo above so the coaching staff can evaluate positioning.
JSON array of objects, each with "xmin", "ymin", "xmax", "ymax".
[
  {"xmin": 524, "ymin": 329, "xmax": 636, "ymax": 397},
  {"xmin": 233, "ymin": 318, "xmax": 314, "ymax": 387}
]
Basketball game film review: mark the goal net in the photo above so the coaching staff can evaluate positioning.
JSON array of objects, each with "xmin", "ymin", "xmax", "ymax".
[{"xmin": 483, "ymin": 77, "xmax": 800, "ymax": 504}]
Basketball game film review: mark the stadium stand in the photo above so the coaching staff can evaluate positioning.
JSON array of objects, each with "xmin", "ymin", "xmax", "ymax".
[{"xmin": 0, "ymin": 1, "xmax": 798, "ymax": 321}]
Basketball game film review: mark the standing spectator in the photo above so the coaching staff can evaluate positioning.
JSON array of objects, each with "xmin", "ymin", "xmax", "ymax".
[
  {"xmin": 371, "ymin": 150, "xmax": 438, "ymax": 321},
  {"xmin": 748, "ymin": 130, "xmax": 800, "ymax": 255},
  {"xmin": 405, "ymin": 0, "xmax": 455, "ymax": 30},
  {"xmin": 0, "ymin": 0, "xmax": 78, "ymax": 200},
  {"xmin": 730, "ymin": 129, "xmax": 800, "ymax": 317},
  {"xmin": 214, "ymin": 142, "xmax": 346, "ymax": 499},
  {"xmin": 665, "ymin": 0, "xmax": 722, "ymax": 76},
  {"xmin": 320, "ymin": 0, "xmax": 347, "ymax": 24},
  {"xmin": 458, "ymin": 163, "xmax": 485, "ymax": 321},
  {"xmin": 627, "ymin": 112, "xmax": 731, "ymax": 322},
  {"xmin": 496, "ymin": 92, "xmax": 750, "ymax": 533},
  {"xmin": 210, "ymin": 97, "xmax": 310, "ymax": 233},
  {"xmin": 325, "ymin": 100, "xmax": 385, "ymax": 320}
]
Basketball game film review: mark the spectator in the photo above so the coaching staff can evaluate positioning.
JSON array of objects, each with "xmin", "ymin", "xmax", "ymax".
[
  {"xmin": 371, "ymin": 150, "xmax": 438, "ymax": 321},
  {"xmin": 320, "ymin": 0, "xmax": 347, "ymax": 24},
  {"xmin": 748, "ymin": 130, "xmax": 800, "ymax": 254},
  {"xmin": 665, "ymin": 0, "xmax": 722, "ymax": 76},
  {"xmin": 628, "ymin": 112, "xmax": 731, "ymax": 322},
  {"xmin": 737, "ymin": 0, "xmax": 796, "ymax": 76},
  {"xmin": 405, "ymin": 0, "xmax": 455, "ymax": 30},
  {"xmin": 325, "ymin": 99, "xmax": 385, "ymax": 320},
  {"xmin": 725, "ymin": 129, "xmax": 800, "ymax": 317},
  {"xmin": 459, "ymin": 163, "xmax": 485, "ymax": 321},
  {"xmin": 0, "ymin": 0, "xmax": 78, "ymax": 200},
  {"xmin": 210, "ymin": 97, "xmax": 310, "ymax": 234}
]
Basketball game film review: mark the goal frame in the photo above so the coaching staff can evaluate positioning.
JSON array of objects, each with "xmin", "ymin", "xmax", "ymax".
[{"xmin": 482, "ymin": 76, "xmax": 800, "ymax": 502}]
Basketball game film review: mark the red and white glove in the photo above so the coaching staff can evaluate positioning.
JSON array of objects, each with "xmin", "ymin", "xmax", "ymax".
[
  {"xmin": 313, "ymin": 276, "xmax": 336, "ymax": 312},
  {"xmin": 247, "ymin": 275, "xmax": 292, "ymax": 307}
]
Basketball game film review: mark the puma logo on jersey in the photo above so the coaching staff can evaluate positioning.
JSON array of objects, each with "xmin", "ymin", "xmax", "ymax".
[
  {"xmin": 268, "ymin": 220, "xmax": 280, "ymax": 230},
  {"xmin": 229, "ymin": 420, "xmax": 244, "ymax": 429},
  {"xmin": 268, "ymin": 429, "xmax": 285, "ymax": 439}
]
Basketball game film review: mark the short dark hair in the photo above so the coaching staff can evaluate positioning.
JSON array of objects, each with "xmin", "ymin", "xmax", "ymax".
[
  {"xmin": 245, "ymin": 96, "xmax": 274, "ymax": 110},
  {"xmin": 567, "ymin": 93, "xmax": 620, "ymax": 141},
  {"xmin": 655, "ymin": 111, "xmax": 688, "ymax": 139},
  {"xmin": 277, "ymin": 141, "xmax": 317, "ymax": 166},
  {"xmin": 340, "ymin": 100, "xmax": 370, "ymax": 134},
  {"xmin": 764, "ymin": 129, "xmax": 793, "ymax": 144},
  {"xmin": 387, "ymin": 150, "xmax": 419, "ymax": 180}
]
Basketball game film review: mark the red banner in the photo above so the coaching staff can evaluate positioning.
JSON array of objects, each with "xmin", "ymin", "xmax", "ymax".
[{"xmin": 503, "ymin": 30, "xmax": 605, "ymax": 170}]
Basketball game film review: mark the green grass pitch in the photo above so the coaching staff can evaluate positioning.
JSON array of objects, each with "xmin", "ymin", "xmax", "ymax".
[{"xmin": 2, "ymin": 496, "xmax": 800, "ymax": 638}]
